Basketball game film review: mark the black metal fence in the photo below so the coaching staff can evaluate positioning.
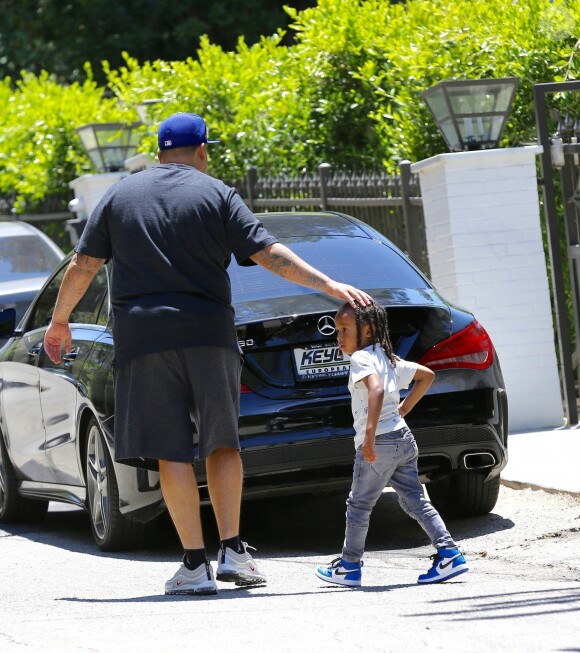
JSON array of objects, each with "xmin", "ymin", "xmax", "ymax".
[
  {"xmin": 534, "ymin": 81, "xmax": 580, "ymax": 425},
  {"xmin": 226, "ymin": 161, "xmax": 427, "ymax": 275},
  {"xmin": 0, "ymin": 192, "xmax": 70, "ymax": 220},
  {"xmin": 1, "ymin": 163, "xmax": 427, "ymax": 273}
]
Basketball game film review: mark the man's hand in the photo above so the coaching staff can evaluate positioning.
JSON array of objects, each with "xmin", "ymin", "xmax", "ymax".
[
  {"xmin": 41, "ymin": 253, "xmax": 106, "ymax": 364},
  {"xmin": 326, "ymin": 280, "xmax": 371, "ymax": 310},
  {"xmin": 251, "ymin": 243, "xmax": 371, "ymax": 309},
  {"xmin": 44, "ymin": 321, "xmax": 72, "ymax": 364}
]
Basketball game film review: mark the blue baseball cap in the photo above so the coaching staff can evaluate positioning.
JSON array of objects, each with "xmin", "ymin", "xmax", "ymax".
[{"xmin": 157, "ymin": 112, "xmax": 220, "ymax": 150}]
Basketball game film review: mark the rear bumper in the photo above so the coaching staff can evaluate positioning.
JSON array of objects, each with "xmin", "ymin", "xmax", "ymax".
[
  {"xmin": 413, "ymin": 423, "xmax": 507, "ymax": 482},
  {"xmin": 118, "ymin": 382, "xmax": 508, "ymax": 511},
  {"xmin": 190, "ymin": 420, "xmax": 507, "ymax": 500}
]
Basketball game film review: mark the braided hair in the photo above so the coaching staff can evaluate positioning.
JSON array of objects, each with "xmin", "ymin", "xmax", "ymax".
[{"xmin": 353, "ymin": 299, "xmax": 396, "ymax": 365}]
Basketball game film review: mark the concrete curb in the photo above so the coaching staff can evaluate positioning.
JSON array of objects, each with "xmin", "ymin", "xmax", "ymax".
[{"xmin": 501, "ymin": 478, "xmax": 580, "ymax": 497}]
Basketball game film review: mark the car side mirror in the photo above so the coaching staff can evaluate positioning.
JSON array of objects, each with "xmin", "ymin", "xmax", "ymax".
[{"xmin": 0, "ymin": 308, "xmax": 16, "ymax": 338}]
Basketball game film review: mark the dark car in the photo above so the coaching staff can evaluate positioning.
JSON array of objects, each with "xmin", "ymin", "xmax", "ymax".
[
  {"xmin": 0, "ymin": 212, "xmax": 508, "ymax": 551},
  {"xmin": 0, "ymin": 221, "xmax": 65, "ymax": 327}
]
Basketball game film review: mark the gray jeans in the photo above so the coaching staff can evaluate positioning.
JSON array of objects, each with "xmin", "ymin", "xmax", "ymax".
[{"xmin": 342, "ymin": 427, "xmax": 456, "ymax": 562}]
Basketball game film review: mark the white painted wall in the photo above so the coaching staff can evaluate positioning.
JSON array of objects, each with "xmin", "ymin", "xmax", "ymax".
[
  {"xmin": 412, "ymin": 146, "xmax": 565, "ymax": 433},
  {"xmin": 69, "ymin": 172, "xmax": 128, "ymax": 221}
]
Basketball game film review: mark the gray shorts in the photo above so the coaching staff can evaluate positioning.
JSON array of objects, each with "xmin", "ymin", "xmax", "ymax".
[{"xmin": 114, "ymin": 346, "xmax": 241, "ymax": 470}]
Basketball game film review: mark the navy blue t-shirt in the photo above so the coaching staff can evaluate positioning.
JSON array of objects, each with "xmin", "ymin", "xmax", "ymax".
[{"xmin": 75, "ymin": 163, "xmax": 278, "ymax": 368}]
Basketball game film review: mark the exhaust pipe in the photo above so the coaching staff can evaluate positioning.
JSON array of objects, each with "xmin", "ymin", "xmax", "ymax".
[{"xmin": 463, "ymin": 452, "xmax": 496, "ymax": 470}]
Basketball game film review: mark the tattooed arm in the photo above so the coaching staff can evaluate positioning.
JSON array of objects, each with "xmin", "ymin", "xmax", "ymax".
[
  {"xmin": 43, "ymin": 253, "xmax": 107, "ymax": 364},
  {"xmin": 250, "ymin": 242, "xmax": 371, "ymax": 309}
]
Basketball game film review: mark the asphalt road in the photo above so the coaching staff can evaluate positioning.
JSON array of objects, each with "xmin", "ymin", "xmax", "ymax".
[{"xmin": 0, "ymin": 485, "xmax": 578, "ymax": 653}]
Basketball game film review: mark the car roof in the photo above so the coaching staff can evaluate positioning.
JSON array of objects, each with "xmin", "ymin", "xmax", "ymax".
[
  {"xmin": 257, "ymin": 212, "xmax": 370, "ymax": 239},
  {"xmin": 0, "ymin": 220, "xmax": 65, "ymax": 257},
  {"xmin": 0, "ymin": 221, "xmax": 42, "ymax": 237}
]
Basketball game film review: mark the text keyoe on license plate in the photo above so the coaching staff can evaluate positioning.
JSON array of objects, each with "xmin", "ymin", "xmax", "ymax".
[{"xmin": 293, "ymin": 343, "xmax": 350, "ymax": 380}]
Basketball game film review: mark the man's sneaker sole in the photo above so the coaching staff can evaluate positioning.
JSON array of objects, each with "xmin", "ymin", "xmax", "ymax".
[
  {"xmin": 165, "ymin": 583, "xmax": 218, "ymax": 596},
  {"xmin": 216, "ymin": 566, "xmax": 266, "ymax": 586},
  {"xmin": 314, "ymin": 568, "xmax": 361, "ymax": 588}
]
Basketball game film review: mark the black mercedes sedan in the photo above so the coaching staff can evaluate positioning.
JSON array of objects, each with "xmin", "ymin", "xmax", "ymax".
[{"xmin": 0, "ymin": 212, "xmax": 508, "ymax": 551}]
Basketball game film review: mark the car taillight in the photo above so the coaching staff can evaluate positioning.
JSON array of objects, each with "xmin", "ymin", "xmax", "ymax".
[
  {"xmin": 240, "ymin": 383, "xmax": 253, "ymax": 394},
  {"xmin": 418, "ymin": 320, "xmax": 494, "ymax": 371}
]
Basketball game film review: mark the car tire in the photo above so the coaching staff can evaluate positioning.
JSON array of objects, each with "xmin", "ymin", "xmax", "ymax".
[
  {"xmin": 426, "ymin": 471, "xmax": 500, "ymax": 518},
  {"xmin": 85, "ymin": 417, "xmax": 149, "ymax": 551},
  {"xmin": 0, "ymin": 433, "xmax": 49, "ymax": 523}
]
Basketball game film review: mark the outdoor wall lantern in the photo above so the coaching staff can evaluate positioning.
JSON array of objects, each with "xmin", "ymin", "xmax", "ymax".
[
  {"xmin": 422, "ymin": 77, "xmax": 520, "ymax": 152},
  {"xmin": 76, "ymin": 122, "xmax": 142, "ymax": 173}
]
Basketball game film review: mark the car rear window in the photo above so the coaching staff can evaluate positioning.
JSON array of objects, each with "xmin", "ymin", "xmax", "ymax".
[
  {"xmin": 0, "ymin": 235, "xmax": 62, "ymax": 282},
  {"xmin": 229, "ymin": 236, "xmax": 429, "ymax": 302}
]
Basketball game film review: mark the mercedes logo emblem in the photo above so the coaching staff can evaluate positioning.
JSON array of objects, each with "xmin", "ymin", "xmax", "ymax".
[{"xmin": 317, "ymin": 315, "xmax": 337, "ymax": 337}]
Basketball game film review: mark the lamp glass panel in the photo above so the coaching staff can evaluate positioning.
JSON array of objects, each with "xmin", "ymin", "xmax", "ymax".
[
  {"xmin": 448, "ymin": 82, "xmax": 515, "ymax": 115},
  {"xmin": 95, "ymin": 126, "xmax": 126, "ymax": 147},
  {"xmin": 88, "ymin": 151, "xmax": 102, "ymax": 172},
  {"xmin": 128, "ymin": 129, "xmax": 142, "ymax": 147},
  {"xmin": 102, "ymin": 147, "xmax": 126, "ymax": 170},
  {"xmin": 458, "ymin": 115, "xmax": 489, "ymax": 143},
  {"xmin": 77, "ymin": 126, "xmax": 98, "ymax": 151},
  {"xmin": 439, "ymin": 119, "xmax": 461, "ymax": 151},
  {"xmin": 424, "ymin": 87, "xmax": 449, "ymax": 120},
  {"xmin": 492, "ymin": 84, "xmax": 517, "ymax": 111},
  {"xmin": 487, "ymin": 115, "xmax": 506, "ymax": 142}
]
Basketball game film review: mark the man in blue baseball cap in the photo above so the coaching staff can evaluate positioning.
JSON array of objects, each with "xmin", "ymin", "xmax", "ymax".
[{"xmin": 44, "ymin": 111, "xmax": 371, "ymax": 596}]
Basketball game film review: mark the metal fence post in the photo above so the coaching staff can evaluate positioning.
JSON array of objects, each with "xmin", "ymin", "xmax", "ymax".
[
  {"xmin": 400, "ymin": 160, "xmax": 423, "ymax": 269},
  {"xmin": 246, "ymin": 166, "xmax": 258, "ymax": 212},
  {"xmin": 319, "ymin": 163, "xmax": 332, "ymax": 210},
  {"xmin": 534, "ymin": 81, "xmax": 579, "ymax": 425}
]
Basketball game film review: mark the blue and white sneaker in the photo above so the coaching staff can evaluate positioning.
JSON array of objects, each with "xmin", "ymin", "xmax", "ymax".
[
  {"xmin": 315, "ymin": 557, "xmax": 363, "ymax": 587},
  {"xmin": 417, "ymin": 547, "xmax": 469, "ymax": 584}
]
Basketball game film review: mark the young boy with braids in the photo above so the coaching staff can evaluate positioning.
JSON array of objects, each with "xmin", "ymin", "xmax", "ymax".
[{"xmin": 315, "ymin": 299, "xmax": 468, "ymax": 586}]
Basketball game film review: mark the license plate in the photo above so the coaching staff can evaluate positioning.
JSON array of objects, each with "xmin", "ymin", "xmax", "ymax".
[{"xmin": 293, "ymin": 344, "xmax": 350, "ymax": 381}]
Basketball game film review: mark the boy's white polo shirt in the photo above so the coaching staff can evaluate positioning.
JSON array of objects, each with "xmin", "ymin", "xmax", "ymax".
[{"xmin": 348, "ymin": 345, "xmax": 418, "ymax": 449}]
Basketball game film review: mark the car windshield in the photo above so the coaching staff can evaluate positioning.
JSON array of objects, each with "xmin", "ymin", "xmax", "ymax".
[
  {"xmin": 229, "ymin": 236, "xmax": 429, "ymax": 302},
  {"xmin": 0, "ymin": 235, "xmax": 62, "ymax": 282}
]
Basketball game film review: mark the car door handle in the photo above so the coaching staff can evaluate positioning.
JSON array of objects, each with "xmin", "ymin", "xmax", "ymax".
[
  {"xmin": 62, "ymin": 348, "xmax": 80, "ymax": 363},
  {"xmin": 28, "ymin": 344, "xmax": 42, "ymax": 358}
]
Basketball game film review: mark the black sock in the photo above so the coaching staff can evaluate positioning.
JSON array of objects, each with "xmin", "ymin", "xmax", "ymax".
[
  {"xmin": 221, "ymin": 535, "xmax": 243, "ymax": 553},
  {"xmin": 183, "ymin": 548, "xmax": 207, "ymax": 570}
]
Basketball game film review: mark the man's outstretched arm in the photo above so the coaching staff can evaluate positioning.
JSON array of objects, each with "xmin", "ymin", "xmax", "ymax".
[
  {"xmin": 250, "ymin": 242, "xmax": 371, "ymax": 309},
  {"xmin": 44, "ymin": 253, "xmax": 107, "ymax": 364}
]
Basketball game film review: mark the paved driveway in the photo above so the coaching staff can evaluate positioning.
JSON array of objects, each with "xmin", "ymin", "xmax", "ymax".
[{"xmin": 0, "ymin": 486, "xmax": 578, "ymax": 652}]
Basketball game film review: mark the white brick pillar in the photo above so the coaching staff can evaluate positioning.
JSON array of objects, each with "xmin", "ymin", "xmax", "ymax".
[
  {"xmin": 66, "ymin": 172, "xmax": 128, "ymax": 245},
  {"xmin": 69, "ymin": 172, "xmax": 128, "ymax": 220},
  {"xmin": 411, "ymin": 146, "xmax": 564, "ymax": 432}
]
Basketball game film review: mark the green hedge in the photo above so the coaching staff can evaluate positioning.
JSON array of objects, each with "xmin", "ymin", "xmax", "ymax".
[{"xmin": 1, "ymin": 0, "xmax": 579, "ymax": 206}]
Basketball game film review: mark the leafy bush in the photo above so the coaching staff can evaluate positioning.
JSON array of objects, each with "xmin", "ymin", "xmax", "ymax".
[
  {"xmin": 0, "ymin": 66, "xmax": 138, "ymax": 213},
  {"xmin": 106, "ymin": 0, "xmax": 580, "ymax": 177},
  {"xmin": 1, "ymin": 0, "xmax": 580, "ymax": 201}
]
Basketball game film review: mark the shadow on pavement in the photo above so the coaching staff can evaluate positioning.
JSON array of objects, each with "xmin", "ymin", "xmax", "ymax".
[
  {"xmin": 0, "ymin": 488, "xmax": 514, "ymax": 559},
  {"xmin": 405, "ymin": 586, "xmax": 580, "ymax": 621},
  {"xmin": 54, "ymin": 581, "xmax": 419, "ymax": 604},
  {"xmin": 237, "ymin": 489, "xmax": 515, "ymax": 555}
]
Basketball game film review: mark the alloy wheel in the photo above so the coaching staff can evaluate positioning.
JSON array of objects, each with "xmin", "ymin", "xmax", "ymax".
[
  {"xmin": 0, "ymin": 439, "xmax": 6, "ymax": 510},
  {"xmin": 86, "ymin": 423, "xmax": 109, "ymax": 541}
]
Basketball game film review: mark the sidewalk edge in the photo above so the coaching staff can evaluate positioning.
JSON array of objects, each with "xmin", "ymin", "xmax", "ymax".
[{"xmin": 501, "ymin": 478, "xmax": 580, "ymax": 497}]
